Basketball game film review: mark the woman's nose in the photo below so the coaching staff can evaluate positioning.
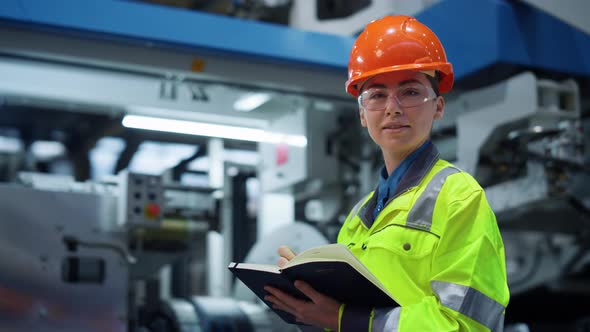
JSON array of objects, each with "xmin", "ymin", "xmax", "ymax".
[{"xmin": 385, "ymin": 97, "xmax": 403, "ymax": 116}]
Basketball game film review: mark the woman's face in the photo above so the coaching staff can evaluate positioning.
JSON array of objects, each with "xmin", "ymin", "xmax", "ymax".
[{"xmin": 358, "ymin": 70, "xmax": 444, "ymax": 156}]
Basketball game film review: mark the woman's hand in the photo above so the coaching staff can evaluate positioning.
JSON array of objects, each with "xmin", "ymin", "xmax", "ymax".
[
  {"xmin": 269, "ymin": 245, "xmax": 340, "ymax": 330},
  {"xmin": 277, "ymin": 245, "xmax": 296, "ymax": 267},
  {"xmin": 264, "ymin": 280, "xmax": 340, "ymax": 331}
]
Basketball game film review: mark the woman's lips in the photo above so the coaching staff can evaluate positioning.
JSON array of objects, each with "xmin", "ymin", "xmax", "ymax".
[{"xmin": 382, "ymin": 124, "xmax": 410, "ymax": 133}]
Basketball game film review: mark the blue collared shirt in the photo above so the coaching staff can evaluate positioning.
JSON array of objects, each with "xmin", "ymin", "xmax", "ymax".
[{"xmin": 373, "ymin": 140, "xmax": 432, "ymax": 220}]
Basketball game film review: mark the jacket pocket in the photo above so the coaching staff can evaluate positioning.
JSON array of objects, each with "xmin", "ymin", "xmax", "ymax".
[
  {"xmin": 360, "ymin": 224, "xmax": 439, "ymax": 304},
  {"xmin": 368, "ymin": 224, "xmax": 438, "ymax": 259}
]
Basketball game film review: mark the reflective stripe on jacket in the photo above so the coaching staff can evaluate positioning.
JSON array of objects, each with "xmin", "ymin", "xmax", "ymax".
[{"xmin": 337, "ymin": 146, "xmax": 510, "ymax": 332}]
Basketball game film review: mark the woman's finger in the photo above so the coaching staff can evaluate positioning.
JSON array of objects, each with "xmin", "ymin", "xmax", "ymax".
[
  {"xmin": 265, "ymin": 285, "xmax": 307, "ymax": 310},
  {"xmin": 265, "ymin": 294, "xmax": 294, "ymax": 314},
  {"xmin": 294, "ymin": 280, "xmax": 323, "ymax": 304},
  {"xmin": 277, "ymin": 245, "xmax": 296, "ymax": 261},
  {"xmin": 277, "ymin": 257, "xmax": 290, "ymax": 268}
]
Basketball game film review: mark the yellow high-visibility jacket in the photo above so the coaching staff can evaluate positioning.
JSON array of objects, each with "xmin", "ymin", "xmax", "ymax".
[{"xmin": 336, "ymin": 145, "xmax": 510, "ymax": 331}]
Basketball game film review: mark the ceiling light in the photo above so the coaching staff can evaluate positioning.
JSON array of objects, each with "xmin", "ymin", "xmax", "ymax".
[
  {"xmin": 122, "ymin": 115, "xmax": 307, "ymax": 147},
  {"xmin": 233, "ymin": 93, "xmax": 271, "ymax": 112}
]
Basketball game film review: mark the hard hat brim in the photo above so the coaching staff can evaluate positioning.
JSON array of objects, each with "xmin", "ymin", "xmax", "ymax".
[{"xmin": 346, "ymin": 62, "xmax": 453, "ymax": 97}]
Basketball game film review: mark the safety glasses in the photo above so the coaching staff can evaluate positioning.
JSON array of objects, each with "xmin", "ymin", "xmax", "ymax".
[{"xmin": 358, "ymin": 83, "xmax": 436, "ymax": 111}]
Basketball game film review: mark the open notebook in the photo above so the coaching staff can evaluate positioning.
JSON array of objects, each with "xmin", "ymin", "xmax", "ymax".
[{"xmin": 229, "ymin": 243, "xmax": 399, "ymax": 325}]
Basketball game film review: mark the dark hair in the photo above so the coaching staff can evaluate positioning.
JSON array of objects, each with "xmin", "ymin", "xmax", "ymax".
[{"xmin": 425, "ymin": 72, "xmax": 440, "ymax": 96}]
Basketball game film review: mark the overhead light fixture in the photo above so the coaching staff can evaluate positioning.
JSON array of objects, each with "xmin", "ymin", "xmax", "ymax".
[
  {"xmin": 233, "ymin": 93, "xmax": 271, "ymax": 112},
  {"xmin": 122, "ymin": 115, "xmax": 307, "ymax": 147}
]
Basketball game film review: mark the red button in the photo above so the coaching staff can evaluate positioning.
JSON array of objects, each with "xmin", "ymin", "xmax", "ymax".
[{"xmin": 144, "ymin": 203, "xmax": 160, "ymax": 219}]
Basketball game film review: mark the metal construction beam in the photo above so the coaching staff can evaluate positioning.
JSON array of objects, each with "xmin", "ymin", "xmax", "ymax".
[
  {"xmin": 0, "ymin": 0, "xmax": 350, "ymax": 69},
  {"xmin": 1, "ymin": 0, "xmax": 589, "ymax": 94},
  {"xmin": 0, "ymin": 0, "xmax": 352, "ymax": 100},
  {"xmin": 519, "ymin": 0, "xmax": 590, "ymax": 36},
  {"xmin": 418, "ymin": 0, "xmax": 590, "ymax": 81}
]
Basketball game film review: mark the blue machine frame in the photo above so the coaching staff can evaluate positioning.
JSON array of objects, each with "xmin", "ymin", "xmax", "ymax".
[{"xmin": 1, "ymin": 0, "xmax": 590, "ymax": 81}]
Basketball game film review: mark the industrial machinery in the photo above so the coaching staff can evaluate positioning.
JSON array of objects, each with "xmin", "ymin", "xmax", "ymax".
[
  {"xmin": 0, "ymin": 169, "xmax": 331, "ymax": 332},
  {"xmin": 0, "ymin": 170, "xmax": 210, "ymax": 331}
]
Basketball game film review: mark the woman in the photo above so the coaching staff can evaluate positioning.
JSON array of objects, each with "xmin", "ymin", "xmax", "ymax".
[{"xmin": 264, "ymin": 15, "xmax": 510, "ymax": 332}]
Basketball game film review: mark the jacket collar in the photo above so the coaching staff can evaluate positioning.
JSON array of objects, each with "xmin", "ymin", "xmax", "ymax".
[{"xmin": 358, "ymin": 143, "xmax": 440, "ymax": 228}]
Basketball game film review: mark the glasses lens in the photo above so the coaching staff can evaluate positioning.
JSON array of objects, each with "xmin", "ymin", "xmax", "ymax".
[
  {"xmin": 396, "ymin": 84, "xmax": 431, "ymax": 107},
  {"xmin": 359, "ymin": 88, "xmax": 390, "ymax": 111},
  {"xmin": 359, "ymin": 84, "xmax": 433, "ymax": 111}
]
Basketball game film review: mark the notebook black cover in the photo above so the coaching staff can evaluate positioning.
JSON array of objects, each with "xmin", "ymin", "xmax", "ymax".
[{"xmin": 229, "ymin": 260, "xmax": 398, "ymax": 325}]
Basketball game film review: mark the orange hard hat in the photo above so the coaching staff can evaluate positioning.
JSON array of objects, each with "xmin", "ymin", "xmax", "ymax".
[{"xmin": 346, "ymin": 15, "xmax": 454, "ymax": 97}]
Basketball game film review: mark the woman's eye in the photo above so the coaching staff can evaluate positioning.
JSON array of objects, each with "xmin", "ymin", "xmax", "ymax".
[
  {"xmin": 368, "ymin": 92, "xmax": 387, "ymax": 99},
  {"xmin": 401, "ymin": 89, "xmax": 420, "ymax": 96}
]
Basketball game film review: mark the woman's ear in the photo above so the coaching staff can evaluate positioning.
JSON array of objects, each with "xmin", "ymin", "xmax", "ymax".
[
  {"xmin": 359, "ymin": 107, "xmax": 368, "ymax": 127},
  {"xmin": 433, "ymin": 96, "xmax": 445, "ymax": 120}
]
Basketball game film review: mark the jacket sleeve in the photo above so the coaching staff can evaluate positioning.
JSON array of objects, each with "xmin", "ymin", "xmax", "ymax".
[
  {"xmin": 339, "ymin": 305, "xmax": 401, "ymax": 332},
  {"xmin": 339, "ymin": 185, "xmax": 509, "ymax": 332},
  {"xmin": 396, "ymin": 187, "xmax": 510, "ymax": 331}
]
